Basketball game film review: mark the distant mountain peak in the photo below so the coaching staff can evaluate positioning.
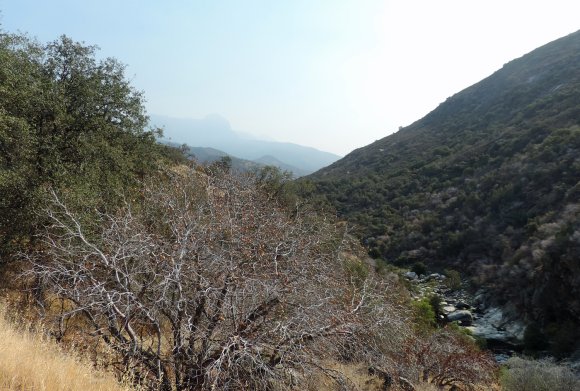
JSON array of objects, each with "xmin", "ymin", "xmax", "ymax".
[
  {"xmin": 203, "ymin": 113, "xmax": 232, "ymax": 130},
  {"xmin": 151, "ymin": 114, "xmax": 341, "ymax": 174}
]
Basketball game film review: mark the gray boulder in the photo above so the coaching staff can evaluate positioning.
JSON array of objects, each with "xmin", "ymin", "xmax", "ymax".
[
  {"xmin": 428, "ymin": 273, "xmax": 446, "ymax": 281},
  {"xmin": 442, "ymin": 305, "xmax": 456, "ymax": 314},
  {"xmin": 447, "ymin": 310, "xmax": 473, "ymax": 325}
]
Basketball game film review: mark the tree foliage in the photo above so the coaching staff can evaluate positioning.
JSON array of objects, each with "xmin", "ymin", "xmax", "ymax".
[{"xmin": 0, "ymin": 32, "xmax": 178, "ymax": 257}]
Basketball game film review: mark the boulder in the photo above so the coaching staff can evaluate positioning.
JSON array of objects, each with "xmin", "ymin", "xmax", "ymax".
[
  {"xmin": 447, "ymin": 310, "xmax": 473, "ymax": 325},
  {"xmin": 404, "ymin": 271, "xmax": 418, "ymax": 280},
  {"xmin": 428, "ymin": 273, "xmax": 446, "ymax": 281},
  {"xmin": 468, "ymin": 306, "xmax": 525, "ymax": 343},
  {"xmin": 443, "ymin": 305, "xmax": 456, "ymax": 314}
]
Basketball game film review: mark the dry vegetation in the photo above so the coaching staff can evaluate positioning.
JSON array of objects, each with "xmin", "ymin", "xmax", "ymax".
[
  {"xmin": 4, "ymin": 166, "xmax": 500, "ymax": 391},
  {"xmin": 501, "ymin": 357, "xmax": 579, "ymax": 391},
  {"xmin": 24, "ymin": 168, "xmax": 412, "ymax": 390},
  {"xmin": 0, "ymin": 164, "xmax": 569, "ymax": 391},
  {"xmin": 0, "ymin": 306, "xmax": 131, "ymax": 391}
]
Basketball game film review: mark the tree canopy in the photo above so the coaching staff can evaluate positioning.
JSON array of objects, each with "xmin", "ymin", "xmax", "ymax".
[{"xmin": 0, "ymin": 32, "xmax": 181, "ymax": 256}]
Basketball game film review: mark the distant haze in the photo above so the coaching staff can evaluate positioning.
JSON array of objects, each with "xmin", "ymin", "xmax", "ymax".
[
  {"xmin": 2, "ymin": 1, "xmax": 579, "ymax": 155},
  {"xmin": 152, "ymin": 114, "xmax": 340, "ymax": 174}
]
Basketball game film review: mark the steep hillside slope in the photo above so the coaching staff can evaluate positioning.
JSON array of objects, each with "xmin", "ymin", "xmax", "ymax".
[{"xmin": 308, "ymin": 30, "xmax": 580, "ymax": 354}]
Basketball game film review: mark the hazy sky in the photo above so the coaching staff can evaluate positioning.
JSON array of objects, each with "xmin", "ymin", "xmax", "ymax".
[{"xmin": 1, "ymin": 1, "xmax": 579, "ymax": 155}]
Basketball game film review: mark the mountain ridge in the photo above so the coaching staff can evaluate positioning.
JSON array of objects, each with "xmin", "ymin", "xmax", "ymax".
[
  {"xmin": 152, "ymin": 114, "xmax": 341, "ymax": 175},
  {"xmin": 161, "ymin": 142, "xmax": 309, "ymax": 177}
]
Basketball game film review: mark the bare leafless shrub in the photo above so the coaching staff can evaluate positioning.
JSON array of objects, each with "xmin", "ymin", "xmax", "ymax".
[
  {"xmin": 394, "ymin": 328, "xmax": 498, "ymax": 390},
  {"xmin": 26, "ymin": 167, "xmax": 409, "ymax": 390},
  {"xmin": 502, "ymin": 356, "xmax": 579, "ymax": 391}
]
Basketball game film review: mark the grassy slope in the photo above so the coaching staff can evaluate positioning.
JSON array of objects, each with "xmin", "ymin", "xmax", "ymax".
[{"xmin": 0, "ymin": 307, "xmax": 131, "ymax": 391}]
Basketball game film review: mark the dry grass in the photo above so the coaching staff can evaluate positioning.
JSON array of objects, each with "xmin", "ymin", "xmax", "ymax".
[
  {"xmin": 304, "ymin": 361, "xmax": 499, "ymax": 391},
  {"xmin": 304, "ymin": 362, "xmax": 442, "ymax": 391},
  {"xmin": 0, "ymin": 306, "xmax": 132, "ymax": 391},
  {"xmin": 304, "ymin": 362, "xmax": 383, "ymax": 391},
  {"xmin": 414, "ymin": 384, "xmax": 440, "ymax": 391}
]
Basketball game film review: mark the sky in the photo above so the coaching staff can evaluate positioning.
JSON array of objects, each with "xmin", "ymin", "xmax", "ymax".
[{"xmin": 1, "ymin": 1, "xmax": 579, "ymax": 156}]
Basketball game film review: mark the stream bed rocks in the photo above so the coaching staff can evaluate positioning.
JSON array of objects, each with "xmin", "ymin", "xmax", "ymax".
[{"xmin": 404, "ymin": 271, "xmax": 525, "ymax": 361}]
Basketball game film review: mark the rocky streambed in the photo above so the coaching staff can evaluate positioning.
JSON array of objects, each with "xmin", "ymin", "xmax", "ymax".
[{"xmin": 404, "ymin": 271, "xmax": 526, "ymax": 362}]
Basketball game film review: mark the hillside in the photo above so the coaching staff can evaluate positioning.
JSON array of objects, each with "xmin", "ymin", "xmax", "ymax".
[
  {"xmin": 307, "ymin": 30, "xmax": 580, "ymax": 355},
  {"xmin": 252, "ymin": 154, "xmax": 310, "ymax": 177},
  {"xmin": 162, "ymin": 143, "xmax": 262, "ymax": 171},
  {"xmin": 153, "ymin": 114, "xmax": 340, "ymax": 174}
]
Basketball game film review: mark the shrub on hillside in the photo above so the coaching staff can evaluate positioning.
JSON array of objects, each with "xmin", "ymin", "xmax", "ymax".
[
  {"xmin": 395, "ymin": 328, "xmax": 497, "ymax": 389},
  {"xmin": 26, "ymin": 167, "xmax": 410, "ymax": 391},
  {"xmin": 444, "ymin": 269, "xmax": 461, "ymax": 290},
  {"xmin": 523, "ymin": 323, "xmax": 548, "ymax": 355},
  {"xmin": 411, "ymin": 298, "xmax": 437, "ymax": 333},
  {"xmin": 545, "ymin": 320, "xmax": 580, "ymax": 358},
  {"xmin": 501, "ymin": 357, "xmax": 579, "ymax": 391},
  {"xmin": 411, "ymin": 261, "xmax": 428, "ymax": 276}
]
